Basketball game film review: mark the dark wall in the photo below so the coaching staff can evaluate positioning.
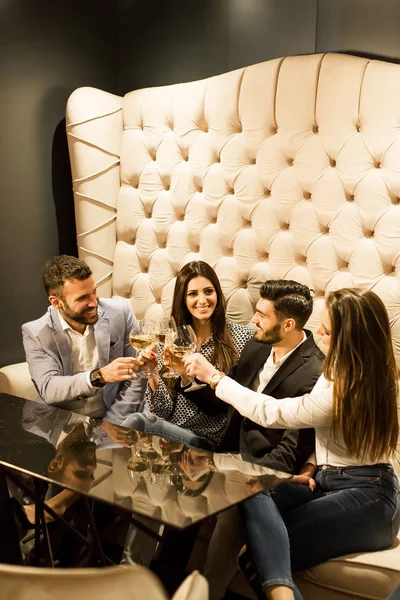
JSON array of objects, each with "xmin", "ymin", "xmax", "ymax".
[
  {"xmin": 116, "ymin": 0, "xmax": 400, "ymax": 94},
  {"xmin": 116, "ymin": 0, "xmax": 317, "ymax": 92},
  {"xmin": 317, "ymin": 0, "xmax": 400, "ymax": 62},
  {"xmin": 3, "ymin": 0, "xmax": 400, "ymax": 367},
  {"xmin": 0, "ymin": 0, "xmax": 117, "ymax": 366}
]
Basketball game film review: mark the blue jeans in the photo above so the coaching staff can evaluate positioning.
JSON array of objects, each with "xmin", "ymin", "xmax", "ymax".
[
  {"xmin": 121, "ymin": 413, "xmax": 215, "ymax": 450},
  {"xmin": 240, "ymin": 464, "xmax": 400, "ymax": 598}
]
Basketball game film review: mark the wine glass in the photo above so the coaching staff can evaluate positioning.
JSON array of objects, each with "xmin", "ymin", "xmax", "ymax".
[
  {"xmin": 127, "ymin": 454, "xmax": 150, "ymax": 486},
  {"xmin": 154, "ymin": 317, "xmax": 178, "ymax": 378},
  {"xmin": 168, "ymin": 324, "xmax": 206, "ymax": 390},
  {"xmin": 154, "ymin": 316, "xmax": 177, "ymax": 346},
  {"xmin": 129, "ymin": 319, "xmax": 156, "ymax": 378}
]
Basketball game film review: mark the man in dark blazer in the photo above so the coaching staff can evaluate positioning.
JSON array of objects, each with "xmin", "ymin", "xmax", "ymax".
[
  {"xmin": 223, "ymin": 331, "xmax": 324, "ymax": 473},
  {"xmin": 200, "ymin": 279, "xmax": 325, "ymax": 600}
]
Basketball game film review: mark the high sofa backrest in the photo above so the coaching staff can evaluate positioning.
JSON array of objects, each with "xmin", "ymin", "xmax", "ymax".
[{"xmin": 66, "ymin": 52, "xmax": 400, "ymax": 365}]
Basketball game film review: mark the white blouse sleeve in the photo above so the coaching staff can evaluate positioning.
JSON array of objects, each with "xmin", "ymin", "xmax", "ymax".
[{"xmin": 215, "ymin": 374, "xmax": 333, "ymax": 429}]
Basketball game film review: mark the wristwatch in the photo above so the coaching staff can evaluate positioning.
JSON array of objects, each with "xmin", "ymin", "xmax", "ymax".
[
  {"xmin": 90, "ymin": 369, "xmax": 106, "ymax": 388},
  {"xmin": 208, "ymin": 370, "xmax": 226, "ymax": 390}
]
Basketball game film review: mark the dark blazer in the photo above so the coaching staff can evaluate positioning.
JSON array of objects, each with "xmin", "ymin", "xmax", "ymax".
[{"xmin": 218, "ymin": 330, "xmax": 325, "ymax": 475}]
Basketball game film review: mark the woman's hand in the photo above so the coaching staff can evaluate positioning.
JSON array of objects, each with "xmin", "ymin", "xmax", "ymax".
[
  {"xmin": 290, "ymin": 462, "xmax": 317, "ymax": 491},
  {"xmin": 179, "ymin": 449, "xmax": 213, "ymax": 481},
  {"xmin": 137, "ymin": 347, "xmax": 159, "ymax": 391},
  {"xmin": 182, "ymin": 353, "xmax": 217, "ymax": 383},
  {"xmin": 163, "ymin": 346, "xmax": 185, "ymax": 375}
]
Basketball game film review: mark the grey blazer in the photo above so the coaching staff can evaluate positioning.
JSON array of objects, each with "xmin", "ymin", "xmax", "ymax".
[{"xmin": 22, "ymin": 297, "xmax": 146, "ymax": 424}]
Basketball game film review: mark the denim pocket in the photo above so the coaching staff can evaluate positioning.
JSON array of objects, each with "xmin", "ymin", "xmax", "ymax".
[{"xmin": 340, "ymin": 468, "xmax": 381, "ymax": 482}]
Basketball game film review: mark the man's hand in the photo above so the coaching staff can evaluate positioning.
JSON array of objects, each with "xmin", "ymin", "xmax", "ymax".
[
  {"xmin": 99, "ymin": 422, "xmax": 138, "ymax": 447},
  {"xmin": 99, "ymin": 357, "xmax": 142, "ymax": 383},
  {"xmin": 182, "ymin": 353, "xmax": 217, "ymax": 383},
  {"xmin": 290, "ymin": 462, "xmax": 317, "ymax": 491}
]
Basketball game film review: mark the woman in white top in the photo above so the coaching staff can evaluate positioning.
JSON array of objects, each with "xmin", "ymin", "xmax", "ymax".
[{"xmin": 183, "ymin": 288, "xmax": 400, "ymax": 600}]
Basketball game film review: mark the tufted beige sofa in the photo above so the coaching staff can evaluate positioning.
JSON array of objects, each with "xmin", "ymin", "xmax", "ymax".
[{"xmin": 1, "ymin": 52, "xmax": 400, "ymax": 598}]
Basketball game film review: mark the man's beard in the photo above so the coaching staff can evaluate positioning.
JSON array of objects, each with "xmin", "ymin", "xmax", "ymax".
[
  {"xmin": 61, "ymin": 301, "xmax": 98, "ymax": 326},
  {"xmin": 255, "ymin": 323, "xmax": 283, "ymax": 345}
]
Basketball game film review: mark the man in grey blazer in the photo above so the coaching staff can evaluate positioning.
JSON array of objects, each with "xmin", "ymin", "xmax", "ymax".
[{"xmin": 22, "ymin": 255, "xmax": 146, "ymax": 423}]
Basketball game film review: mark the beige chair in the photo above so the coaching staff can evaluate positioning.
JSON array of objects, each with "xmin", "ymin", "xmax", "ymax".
[
  {"xmin": 0, "ymin": 563, "xmax": 208, "ymax": 600},
  {"xmin": 226, "ymin": 540, "xmax": 400, "ymax": 600}
]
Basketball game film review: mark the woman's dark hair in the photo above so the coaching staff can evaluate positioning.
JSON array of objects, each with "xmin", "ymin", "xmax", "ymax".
[
  {"xmin": 324, "ymin": 288, "xmax": 399, "ymax": 461},
  {"xmin": 171, "ymin": 261, "xmax": 237, "ymax": 373},
  {"xmin": 260, "ymin": 279, "xmax": 314, "ymax": 330}
]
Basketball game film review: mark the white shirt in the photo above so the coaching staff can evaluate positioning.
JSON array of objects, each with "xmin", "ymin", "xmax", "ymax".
[
  {"xmin": 216, "ymin": 373, "xmax": 400, "ymax": 470},
  {"xmin": 255, "ymin": 332, "xmax": 307, "ymax": 393},
  {"xmin": 58, "ymin": 314, "xmax": 106, "ymax": 417}
]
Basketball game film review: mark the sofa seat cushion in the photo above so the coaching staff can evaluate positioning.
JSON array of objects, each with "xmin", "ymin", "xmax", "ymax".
[
  {"xmin": 0, "ymin": 362, "xmax": 36, "ymax": 400},
  {"xmin": 296, "ymin": 536, "xmax": 400, "ymax": 600}
]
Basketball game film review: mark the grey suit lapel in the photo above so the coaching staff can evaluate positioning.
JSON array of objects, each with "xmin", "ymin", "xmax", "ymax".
[
  {"xmin": 49, "ymin": 307, "xmax": 72, "ymax": 375},
  {"xmin": 94, "ymin": 306, "xmax": 110, "ymax": 367}
]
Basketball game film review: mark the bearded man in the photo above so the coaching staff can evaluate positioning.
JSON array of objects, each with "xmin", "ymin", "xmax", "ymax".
[{"xmin": 22, "ymin": 255, "xmax": 145, "ymax": 421}]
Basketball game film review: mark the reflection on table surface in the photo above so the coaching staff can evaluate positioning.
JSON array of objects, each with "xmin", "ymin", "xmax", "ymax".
[{"xmin": 0, "ymin": 395, "xmax": 291, "ymax": 529}]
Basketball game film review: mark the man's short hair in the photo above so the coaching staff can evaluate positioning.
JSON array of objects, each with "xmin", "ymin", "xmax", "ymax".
[
  {"xmin": 43, "ymin": 255, "xmax": 92, "ymax": 297},
  {"xmin": 260, "ymin": 279, "xmax": 314, "ymax": 330}
]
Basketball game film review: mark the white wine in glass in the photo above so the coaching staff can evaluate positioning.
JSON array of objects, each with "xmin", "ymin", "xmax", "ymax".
[
  {"xmin": 129, "ymin": 319, "xmax": 156, "ymax": 378},
  {"xmin": 155, "ymin": 317, "xmax": 180, "ymax": 378},
  {"xmin": 167, "ymin": 325, "xmax": 198, "ymax": 383},
  {"xmin": 154, "ymin": 316, "xmax": 177, "ymax": 345}
]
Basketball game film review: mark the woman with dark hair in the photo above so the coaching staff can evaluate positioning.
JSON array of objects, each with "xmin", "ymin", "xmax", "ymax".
[
  {"xmin": 184, "ymin": 288, "xmax": 400, "ymax": 600},
  {"xmin": 125, "ymin": 261, "xmax": 253, "ymax": 448}
]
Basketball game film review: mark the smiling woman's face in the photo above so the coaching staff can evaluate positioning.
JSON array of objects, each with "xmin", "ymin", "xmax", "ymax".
[
  {"xmin": 316, "ymin": 305, "xmax": 332, "ymax": 348},
  {"xmin": 185, "ymin": 276, "xmax": 218, "ymax": 323}
]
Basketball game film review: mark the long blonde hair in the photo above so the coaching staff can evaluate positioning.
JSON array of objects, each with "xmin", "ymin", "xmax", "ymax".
[{"xmin": 324, "ymin": 288, "xmax": 398, "ymax": 461}]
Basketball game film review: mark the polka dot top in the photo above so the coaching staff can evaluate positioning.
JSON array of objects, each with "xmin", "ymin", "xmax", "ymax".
[{"xmin": 145, "ymin": 321, "xmax": 254, "ymax": 446}]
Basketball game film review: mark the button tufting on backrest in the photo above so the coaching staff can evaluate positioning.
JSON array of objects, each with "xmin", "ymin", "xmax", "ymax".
[{"xmin": 91, "ymin": 53, "xmax": 400, "ymax": 367}]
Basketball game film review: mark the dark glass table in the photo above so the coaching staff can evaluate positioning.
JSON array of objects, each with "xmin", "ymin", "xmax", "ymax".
[{"xmin": 0, "ymin": 395, "xmax": 291, "ymax": 567}]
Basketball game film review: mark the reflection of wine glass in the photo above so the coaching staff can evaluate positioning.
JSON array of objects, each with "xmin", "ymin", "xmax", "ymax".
[
  {"xmin": 155, "ymin": 317, "xmax": 178, "ymax": 379},
  {"xmin": 151, "ymin": 458, "xmax": 171, "ymax": 489},
  {"xmin": 135, "ymin": 433, "xmax": 159, "ymax": 461},
  {"xmin": 129, "ymin": 319, "xmax": 156, "ymax": 378},
  {"xmin": 127, "ymin": 455, "xmax": 149, "ymax": 486}
]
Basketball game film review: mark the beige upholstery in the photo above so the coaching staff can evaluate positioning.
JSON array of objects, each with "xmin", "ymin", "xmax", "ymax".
[
  {"xmin": 0, "ymin": 563, "xmax": 208, "ymax": 600},
  {"xmin": 295, "ymin": 538, "xmax": 400, "ymax": 600},
  {"xmin": 67, "ymin": 53, "xmax": 400, "ymax": 362},
  {"xmin": 0, "ymin": 363, "xmax": 36, "ymax": 400}
]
